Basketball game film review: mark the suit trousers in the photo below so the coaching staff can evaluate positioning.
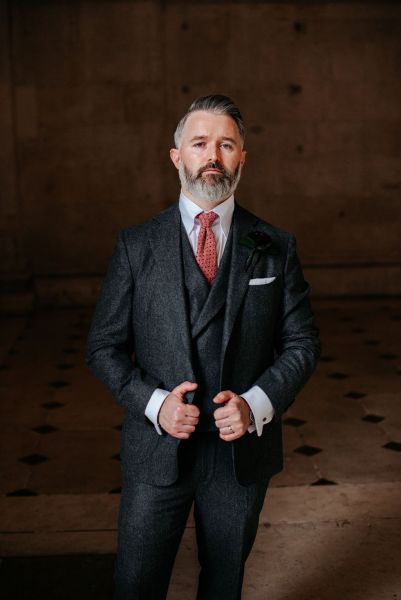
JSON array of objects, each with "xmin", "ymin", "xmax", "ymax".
[{"xmin": 113, "ymin": 432, "xmax": 270, "ymax": 600}]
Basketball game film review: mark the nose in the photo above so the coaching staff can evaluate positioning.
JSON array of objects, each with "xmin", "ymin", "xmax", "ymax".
[{"xmin": 208, "ymin": 144, "xmax": 221, "ymax": 163}]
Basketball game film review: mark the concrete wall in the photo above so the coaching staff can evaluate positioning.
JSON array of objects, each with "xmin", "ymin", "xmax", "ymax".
[{"xmin": 1, "ymin": 0, "xmax": 400, "ymax": 308}]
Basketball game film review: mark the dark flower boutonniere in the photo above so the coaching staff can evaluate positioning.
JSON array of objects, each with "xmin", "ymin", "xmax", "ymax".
[{"xmin": 239, "ymin": 231, "xmax": 276, "ymax": 271}]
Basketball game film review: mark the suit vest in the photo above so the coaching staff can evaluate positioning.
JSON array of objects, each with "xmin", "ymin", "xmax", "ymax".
[{"xmin": 180, "ymin": 223, "xmax": 233, "ymax": 431}]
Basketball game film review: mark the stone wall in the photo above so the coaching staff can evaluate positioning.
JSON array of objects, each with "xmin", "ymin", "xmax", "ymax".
[{"xmin": 1, "ymin": 0, "xmax": 400, "ymax": 308}]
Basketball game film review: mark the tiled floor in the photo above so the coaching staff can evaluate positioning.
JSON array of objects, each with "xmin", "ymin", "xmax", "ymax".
[
  {"xmin": 1, "ymin": 299, "xmax": 399, "ymax": 496},
  {"xmin": 0, "ymin": 299, "xmax": 400, "ymax": 599}
]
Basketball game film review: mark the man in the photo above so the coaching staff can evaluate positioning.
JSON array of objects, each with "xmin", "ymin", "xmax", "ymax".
[{"xmin": 86, "ymin": 94, "xmax": 320, "ymax": 599}]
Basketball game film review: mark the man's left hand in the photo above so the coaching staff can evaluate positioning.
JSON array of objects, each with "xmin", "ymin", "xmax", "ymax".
[{"xmin": 213, "ymin": 391, "xmax": 251, "ymax": 441}]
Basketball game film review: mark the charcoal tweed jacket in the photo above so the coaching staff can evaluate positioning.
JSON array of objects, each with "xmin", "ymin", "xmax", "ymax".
[{"xmin": 86, "ymin": 202, "xmax": 320, "ymax": 486}]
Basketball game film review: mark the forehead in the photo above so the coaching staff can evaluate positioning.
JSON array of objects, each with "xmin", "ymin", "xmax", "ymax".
[{"xmin": 181, "ymin": 110, "xmax": 241, "ymax": 142}]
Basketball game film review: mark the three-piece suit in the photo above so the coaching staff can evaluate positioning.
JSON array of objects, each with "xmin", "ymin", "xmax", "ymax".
[{"xmin": 86, "ymin": 200, "xmax": 320, "ymax": 598}]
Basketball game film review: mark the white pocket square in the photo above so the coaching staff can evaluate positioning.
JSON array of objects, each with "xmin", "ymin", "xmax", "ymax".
[{"xmin": 249, "ymin": 277, "xmax": 276, "ymax": 286}]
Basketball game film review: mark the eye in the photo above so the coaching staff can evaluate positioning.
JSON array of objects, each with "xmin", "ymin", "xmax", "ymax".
[
  {"xmin": 193, "ymin": 142, "xmax": 205, "ymax": 148},
  {"xmin": 221, "ymin": 143, "xmax": 233, "ymax": 150}
]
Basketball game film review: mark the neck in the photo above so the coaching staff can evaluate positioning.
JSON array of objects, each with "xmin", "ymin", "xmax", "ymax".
[{"xmin": 181, "ymin": 188, "xmax": 231, "ymax": 211}]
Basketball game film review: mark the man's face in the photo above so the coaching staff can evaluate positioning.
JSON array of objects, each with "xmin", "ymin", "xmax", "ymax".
[{"xmin": 170, "ymin": 111, "xmax": 246, "ymax": 205}]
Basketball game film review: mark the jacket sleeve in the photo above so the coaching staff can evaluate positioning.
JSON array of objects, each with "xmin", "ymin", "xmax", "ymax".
[
  {"xmin": 86, "ymin": 230, "xmax": 161, "ymax": 421},
  {"xmin": 254, "ymin": 235, "xmax": 321, "ymax": 418}
]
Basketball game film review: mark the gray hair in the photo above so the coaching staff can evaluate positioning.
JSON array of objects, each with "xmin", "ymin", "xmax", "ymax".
[{"xmin": 173, "ymin": 94, "xmax": 245, "ymax": 148}]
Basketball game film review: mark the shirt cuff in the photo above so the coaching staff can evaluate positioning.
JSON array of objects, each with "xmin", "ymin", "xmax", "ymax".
[
  {"xmin": 145, "ymin": 388, "xmax": 170, "ymax": 435},
  {"xmin": 241, "ymin": 385, "xmax": 275, "ymax": 437}
]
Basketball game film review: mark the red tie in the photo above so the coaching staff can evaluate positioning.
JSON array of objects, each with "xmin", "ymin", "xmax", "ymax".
[{"xmin": 196, "ymin": 211, "xmax": 218, "ymax": 285}]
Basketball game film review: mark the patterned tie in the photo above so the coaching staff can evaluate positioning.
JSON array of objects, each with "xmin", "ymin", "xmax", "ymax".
[{"xmin": 196, "ymin": 211, "xmax": 218, "ymax": 285}]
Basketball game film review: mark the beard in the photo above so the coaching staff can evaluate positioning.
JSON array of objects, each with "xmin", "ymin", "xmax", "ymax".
[{"xmin": 178, "ymin": 159, "xmax": 242, "ymax": 203}]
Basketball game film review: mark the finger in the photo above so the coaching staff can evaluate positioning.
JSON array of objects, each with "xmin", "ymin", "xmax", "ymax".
[
  {"xmin": 219, "ymin": 428, "xmax": 237, "ymax": 441},
  {"xmin": 178, "ymin": 423, "xmax": 196, "ymax": 433},
  {"xmin": 213, "ymin": 406, "xmax": 234, "ymax": 420},
  {"xmin": 173, "ymin": 408, "xmax": 198, "ymax": 427},
  {"xmin": 184, "ymin": 414, "xmax": 199, "ymax": 425},
  {"xmin": 215, "ymin": 417, "xmax": 234, "ymax": 430},
  {"xmin": 212, "ymin": 390, "xmax": 235, "ymax": 404},
  {"xmin": 220, "ymin": 424, "xmax": 247, "ymax": 440},
  {"xmin": 167, "ymin": 423, "xmax": 196, "ymax": 438},
  {"xmin": 173, "ymin": 381, "xmax": 198, "ymax": 397},
  {"xmin": 184, "ymin": 404, "xmax": 200, "ymax": 418},
  {"xmin": 171, "ymin": 431, "xmax": 192, "ymax": 440}
]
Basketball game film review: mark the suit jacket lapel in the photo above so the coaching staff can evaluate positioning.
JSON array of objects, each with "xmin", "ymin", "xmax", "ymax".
[
  {"xmin": 149, "ymin": 204, "xmax": 195, "ymax": 383},
  {"xmin": 221, "ymin": 203, "xmax": 260, "ymax": 366}
]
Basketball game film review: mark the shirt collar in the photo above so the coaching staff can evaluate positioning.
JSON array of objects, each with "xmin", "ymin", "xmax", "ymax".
[{"xmin": 179, "ymin": 192, "xmax": 235, "ymax": 238}]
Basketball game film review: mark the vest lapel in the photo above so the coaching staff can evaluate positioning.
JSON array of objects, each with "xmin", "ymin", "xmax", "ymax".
[{"xmin": 191, "ymin": 229, "xmax": 233, "ymax": 338}]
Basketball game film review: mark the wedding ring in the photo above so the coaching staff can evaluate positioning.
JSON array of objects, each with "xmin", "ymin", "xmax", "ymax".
[{"xmin": 229, "ymin": 425, "xmax": 234, "ymax": 434}]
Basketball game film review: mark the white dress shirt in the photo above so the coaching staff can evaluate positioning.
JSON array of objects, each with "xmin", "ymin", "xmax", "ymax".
[{"xmin": 144, "ymin": 193, "xmax": 275, "ymax": 436}]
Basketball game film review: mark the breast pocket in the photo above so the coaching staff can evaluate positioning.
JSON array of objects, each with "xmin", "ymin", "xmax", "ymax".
[
  {"xmin": 249, "ymin": 276, "xmax": 277, "ymax": 286},
  {"xmin": 245, "ymin": 274, "xmax": 281, "ymax": 320}
]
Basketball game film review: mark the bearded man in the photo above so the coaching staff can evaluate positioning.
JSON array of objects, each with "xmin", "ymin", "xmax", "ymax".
[{"xmin": 86, "ymin": 94, "xmax": 320, "ymax": 599}]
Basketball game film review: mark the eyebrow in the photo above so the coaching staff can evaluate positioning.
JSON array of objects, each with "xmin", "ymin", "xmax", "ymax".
[{"xmin": 189, "ymin": 135, "xmax": 238, "ymax": 145}]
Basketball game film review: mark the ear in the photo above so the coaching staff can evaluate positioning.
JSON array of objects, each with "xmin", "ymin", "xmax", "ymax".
[
  {"xmin": 169, "ymin": 148, "xmax": 180, "ymax": 170},
  {"xmin": 240, "ymin": 149, "xmax": 247, "ymax": 167}
]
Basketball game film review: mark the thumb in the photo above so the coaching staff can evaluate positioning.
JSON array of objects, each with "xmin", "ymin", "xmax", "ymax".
[
  {"xmin": 172, "ymin": 380, "xmax": 198, "ymax": 399},
  {"xmin": 213, "ymin": 390, "xmax": 233, "ymax": 404}
]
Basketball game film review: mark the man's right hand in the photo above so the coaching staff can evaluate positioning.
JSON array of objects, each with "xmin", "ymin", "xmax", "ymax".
[{"xmin": 158, "ymin": 381, "xmax": 199, "ymax": 439}]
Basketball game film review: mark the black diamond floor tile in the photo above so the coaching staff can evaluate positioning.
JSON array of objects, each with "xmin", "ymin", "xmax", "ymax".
[
  {"xmin": 340, "ymin": 316, "xmax": 353, "ymax": 322},
  {"xmin": 109, "ymin": 487, "xmax": 122, "ymax": 494},
  {"xmin": 364, "ymin": 339, "xmax": 380, "ymax": 346},
  {"xmin": 362, "ymin": 414, "xmax": 385, "ymax": 423},
  {"xmin": 310, "ymin": 478, "xmax": 337, "ymax": 486},
  {"xmin": 6, "ymin": 488, "xmax": 38, "ymax": 497},
  {"xmin": 57, "ymin": 363, "xmax": 75, "ymax": 370},
  {"xmin": 294, "ymin": 445, "xmax": 322, "ymax": 457},
  {"xmin": 32, "ymin": 424, "xmax": 58, "ymax": 434},
  {"xmin": 67, "ymin": 334, "xmax": 83, "ymax": 341},
  {"xmin": 111, "ymin": 453, "xmax": 121, "ymax": 461},
  {"xmin": 19, "ymin": 453, "xmax": 48, "ymax": 465},
  {"xmin": 391, "ymin": 314, "xmax": 401, "ymax": 320},
  {"xmin": 319, "ymin": 356, "xmax": 336, "ymax": 363},
  {"xmin": 283, "ymin": 417, "xmax": 307, "ymax": 427},
  {"xmin": 113, "ymin": 424, "xmax": 122, "ymax": 431},
  {"xmin": 62, "ymin": 348, "xmax": 79, "ymax": 354},
  {"xmin": 379, "ymin": 353, "xmax": 398, "ymax": 360},
  {"xmin": 42, "ymin": 401, "xmax": 64, "ymax": 409},
  {"xmin": 383, "ymin": 441, "xmax": 401, "ymax": 452},
  {"xmin": 344, "ymin": 391, "xmax": 366, "ymax": 399},
  {"xmin": 352, "ymin": 327, "xmax": 365, "ymax": 333},
  {"xmin": 327, "ymin": 372, "xmax": 349, "ymax": 380}
]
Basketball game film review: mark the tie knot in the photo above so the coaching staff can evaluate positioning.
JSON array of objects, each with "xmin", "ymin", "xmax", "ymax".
[{"xmin": 198, "ymin": 211, "xmax": 218, "ymax": 228}]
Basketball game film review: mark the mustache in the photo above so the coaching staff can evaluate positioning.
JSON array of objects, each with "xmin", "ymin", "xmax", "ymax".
[{"xmin": 197, "ymin": 161, "xmax": 229, "ymax": 178}]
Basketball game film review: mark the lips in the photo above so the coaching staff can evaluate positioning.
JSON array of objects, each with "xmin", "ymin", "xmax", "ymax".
[{"xmin": 202, "ymin": 168, "xmax": 224, "ymax": 175}]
